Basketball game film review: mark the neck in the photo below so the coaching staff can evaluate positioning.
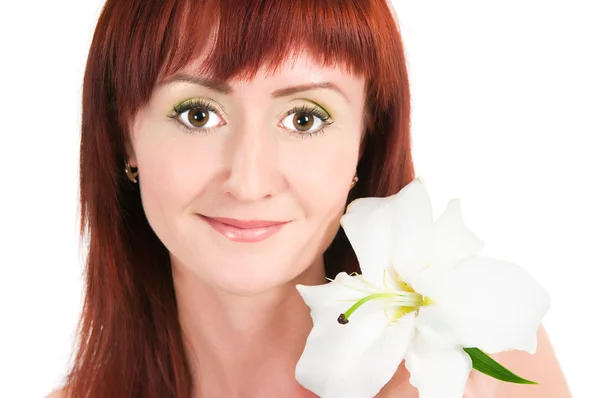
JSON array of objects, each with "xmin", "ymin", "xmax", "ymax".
[{"xmin": 172, "ymin": 257, "xmax": 326, "ymax": 398}]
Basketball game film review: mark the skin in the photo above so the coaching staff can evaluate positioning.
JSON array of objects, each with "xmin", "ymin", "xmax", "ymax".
[
  {"xmin": 48, "ymin": 51, "xmax": 571, "ymax": 398},
  {"xmin": 127, "ymin": 50, "xmax": 365, "ymax": 397},
  {"xmin": 378, "ymin": 326, "xmax": 572, "ymax": 397}
]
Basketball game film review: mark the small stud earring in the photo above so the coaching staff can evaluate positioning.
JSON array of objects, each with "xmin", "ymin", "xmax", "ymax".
[
  {"xmin": 350, "ymin": 174, "xmax": 359, "ymax": 189},
  {"xmin": 125, "ymin": 160, "xmax": 138, "ymax": 183}
]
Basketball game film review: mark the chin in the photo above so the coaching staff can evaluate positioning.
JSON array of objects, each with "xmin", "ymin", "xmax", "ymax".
[
  {"xmin": 210, "ymin": 271, "xmax": 296, "ymax": 297},
  {"xmin": 205, "ymin": 257, "xmax": 309, "ymax": 297}
]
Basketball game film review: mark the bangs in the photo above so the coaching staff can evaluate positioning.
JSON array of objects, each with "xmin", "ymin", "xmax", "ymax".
[
  {"xmin": 102, "ymin": 0, "xmax": 405, "ymax": 138},
  {"xmin": 160, "ymin": 0, "xmax": 379, "ymax": 83}
]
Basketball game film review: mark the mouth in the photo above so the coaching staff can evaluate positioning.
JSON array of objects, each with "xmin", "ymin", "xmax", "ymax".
[{"xmin": 198, "ymin": 215, "xmax": 290, "ymax": 242}]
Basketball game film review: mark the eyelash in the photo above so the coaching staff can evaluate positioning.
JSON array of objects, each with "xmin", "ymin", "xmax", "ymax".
[{"xmin": 167, "ymin": 99, "xmax": 334, "ymax": 138}]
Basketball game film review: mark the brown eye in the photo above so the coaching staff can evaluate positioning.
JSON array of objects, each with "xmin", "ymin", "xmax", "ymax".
[
  {"xmin": 293, "ymin": 112, "xmax": 315, "ymax": 131},
  {"xmin": 281, "ymin": 108, "xmax": 327, "ymax": 135},
  {"xmin": 176, "ymin": 105, "xmax": 223, "ymax": 131},
  {"xmin": 188, "ymin": 108, "xmax": 209, "ymax": 127}
]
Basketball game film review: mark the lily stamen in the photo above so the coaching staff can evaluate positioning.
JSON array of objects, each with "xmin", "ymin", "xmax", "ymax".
[{"xmin": 337, "ymin": 291, "xmax": 425, "ymax": 324}]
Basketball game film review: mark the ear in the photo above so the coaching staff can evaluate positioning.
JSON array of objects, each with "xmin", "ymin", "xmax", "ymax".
[
  {"xmin": 124, "ymin": 119, "xmax": 138, "ymax": 168},
  {"xmin": 125, "ymin": 140, "xmax": 138, "ymax": 168}
]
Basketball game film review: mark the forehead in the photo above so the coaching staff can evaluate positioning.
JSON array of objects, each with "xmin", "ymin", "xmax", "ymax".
[{"xmin": 170, "ymin": 49, "xmax": 367, "ymax": 101}]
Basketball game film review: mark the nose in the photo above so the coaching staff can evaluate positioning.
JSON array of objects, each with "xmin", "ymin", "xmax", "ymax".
[{"xmin": 222, "ymin": 122, "xmax": 281, "ymax": 201}]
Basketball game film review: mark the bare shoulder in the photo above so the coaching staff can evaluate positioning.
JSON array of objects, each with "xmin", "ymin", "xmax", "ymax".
[
  {"xmin": 45, "ymin": 387, "xmax": 67, "ymax": 398},
  {"xmin": 489, "ymin": 325, "xmax": 572, "ymax": 397},
  {"xmin": 377, "ymin": 325, "xmax": 571, "ymax": 398}
]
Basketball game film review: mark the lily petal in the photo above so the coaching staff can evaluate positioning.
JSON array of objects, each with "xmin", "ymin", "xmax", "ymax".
[
  {"xmin": 412, "ymin": 198, "xmax": 485, "ymax": 297},
  {"xmin": 428, "ymin": 198, "xmax": 485, "ymax": 273},
  {"xmin": 341, "ymin": 196, "xmax": 395, "ymax": 283},
  {"xmin": 296, "ymin": 273, "xmax": 416, "ymax": 398},
  {"xmin": 413, "ymin": 305, "xmax": 460, "ymax": 351},
  {"xmin": 386, "ymin": 178, "xmax": 434, "ymax": 283},
  {"xmin": 405, "ymin": 333, "xmax": 472, "ymax": 398},
  {"xmin": 342, "ymin": 178, "xmax": 434, "ymax": 284},
  {"xmin": 324, "ymin": 314, "xmax": 417, "ymax": 398},
  {"xmin": 423, "ymin": 256, "xmax": 550, "ymax": 354}
]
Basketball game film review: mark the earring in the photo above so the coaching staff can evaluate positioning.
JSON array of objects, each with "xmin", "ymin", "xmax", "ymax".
[
  {"xmin": 125, "ymin": 160, "xmax": 139, "ymax": 183},
  {"xmin": 350, "ymin": 174, "xmax": 359, "ymax": 189}
]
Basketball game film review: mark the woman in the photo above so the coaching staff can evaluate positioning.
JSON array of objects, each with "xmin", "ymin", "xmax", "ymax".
[{"xmin": 49, "ymin": 0, "xmax": 570, "ymax": 396}]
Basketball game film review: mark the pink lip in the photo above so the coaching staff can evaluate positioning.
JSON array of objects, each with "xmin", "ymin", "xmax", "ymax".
[{"xmin": 200, "ymin": 216, "xmax": 289, "ymax": 242}]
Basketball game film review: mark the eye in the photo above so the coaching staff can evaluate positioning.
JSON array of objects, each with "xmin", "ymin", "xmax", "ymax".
[
  {"xmin": 281, "ymin": 111, "xmax": 323, "ymax": 132},
  {"xmin": 178, "ymin": 107, "xmax": 222, "ymax": 129},
  {"xmin": 169, "ymin": 98, "xmax": 225, "ymax": 133},
  {"xmin": 280, "ymin": 104, "xmax": 333, "ymax": 136}
]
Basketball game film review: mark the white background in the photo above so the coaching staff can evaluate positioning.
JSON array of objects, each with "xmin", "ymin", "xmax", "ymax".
[{"xmin": 0, "ymin": 1, "xmax": 598, "ymax": 397}]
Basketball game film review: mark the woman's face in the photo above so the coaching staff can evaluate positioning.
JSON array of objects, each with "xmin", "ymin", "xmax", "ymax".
[{"xmin": 128, "ymin": 51, "xmax": 366, "ymax": 295}]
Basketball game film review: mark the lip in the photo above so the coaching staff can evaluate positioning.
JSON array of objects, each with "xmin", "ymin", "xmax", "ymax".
[{"xmin": 199, "ymin": 215, "xmax": 290, "ymax": 242}]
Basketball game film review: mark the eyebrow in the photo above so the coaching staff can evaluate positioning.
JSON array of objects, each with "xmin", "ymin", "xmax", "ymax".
[
  {"xmin": 164, "ymin": 74, "xmax": 233, "ymax": 94},
  {"xmin": 164, "ymin": 74, "xmax": 350, "ymax": 103}
]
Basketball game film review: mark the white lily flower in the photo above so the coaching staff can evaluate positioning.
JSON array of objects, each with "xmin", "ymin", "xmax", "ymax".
[{"xmin": 295, "ymin": 177, "xmax": 550, "ymax": 398}]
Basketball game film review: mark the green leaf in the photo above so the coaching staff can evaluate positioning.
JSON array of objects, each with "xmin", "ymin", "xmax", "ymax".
[{"xmin": 463, "ymin": 347, "xmax": 538, "ymax": 385}]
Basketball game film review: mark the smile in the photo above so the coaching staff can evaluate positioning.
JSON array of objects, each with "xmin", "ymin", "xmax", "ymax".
[{"xmin": 199, "ymin": 215, "xmax": 290, "ymax": 242}]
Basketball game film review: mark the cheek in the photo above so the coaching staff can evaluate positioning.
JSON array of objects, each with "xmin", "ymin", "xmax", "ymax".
[
  {"xmin": 302, "ymin": 160, "xmax": 353, "ymax": 209},
  {"xmin": 287, "ymin": 142, "xmax": 357, "ymax": 261},
  {"xmin": 283, "ymin": 134, "xmax": 359, "ymax": 219},
  {"xmin": 136, "ymin": 135, "xmax": 221, "ymax": 232}
]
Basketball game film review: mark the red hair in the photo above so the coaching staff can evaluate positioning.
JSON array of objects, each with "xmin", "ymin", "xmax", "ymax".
[{"xmin": 67, "ymin": 0, "xmax": 414, "ymax": 396}]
